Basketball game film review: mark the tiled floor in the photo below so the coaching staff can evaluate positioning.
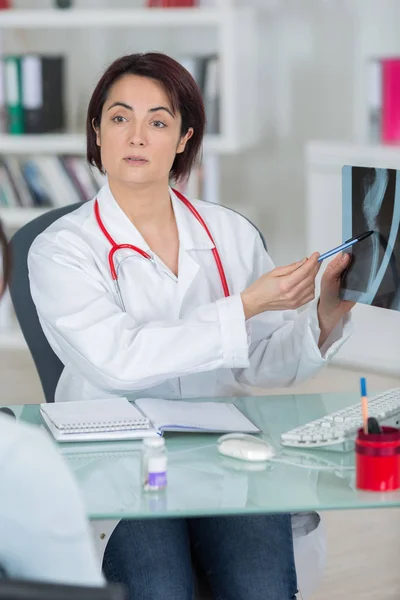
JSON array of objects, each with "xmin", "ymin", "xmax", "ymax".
[{"xmin": 2, "ymin": 350, "xmax": 400, "ymax": 600}]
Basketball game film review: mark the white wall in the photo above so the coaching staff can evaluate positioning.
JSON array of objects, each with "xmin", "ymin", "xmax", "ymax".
[{"xmin": 222, "ymin": 0, "xmax": 357, "ymax": 265}]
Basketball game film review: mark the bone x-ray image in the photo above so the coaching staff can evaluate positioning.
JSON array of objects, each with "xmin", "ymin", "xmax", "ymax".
[{"xmin": 340, "ymin": 165, "xmax": 400, "ymax": 311}]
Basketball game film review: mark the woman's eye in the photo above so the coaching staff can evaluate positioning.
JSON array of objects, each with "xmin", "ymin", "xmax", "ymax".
[
  {"xmin": 152, "ymin": 120, "xmax": 166, "ymax": 128},
  {"xmin": 112, "ymin": 115, "xmax": 126, "ymax": 123}
]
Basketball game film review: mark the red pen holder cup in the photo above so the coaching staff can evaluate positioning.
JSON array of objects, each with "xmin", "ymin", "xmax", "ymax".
[{"xmin": 355, "ymin": 426, "xmax": 400, "ymax": 491}]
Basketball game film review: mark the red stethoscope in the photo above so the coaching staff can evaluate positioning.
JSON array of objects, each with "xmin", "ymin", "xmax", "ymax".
[{"xmin": 94, "ymin": 188, "xmax": 230, "ymax": 311}]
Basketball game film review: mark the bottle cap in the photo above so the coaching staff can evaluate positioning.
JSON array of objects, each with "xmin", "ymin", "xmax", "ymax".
[{"xmin": 143, "ymin": 436, "xmax": 165, "ymax": 448}]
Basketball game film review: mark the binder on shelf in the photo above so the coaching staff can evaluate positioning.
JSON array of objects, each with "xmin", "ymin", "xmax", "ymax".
[
  {"xmin": 178, "ymin": 54, "xmax": 220, "ymax": 134},
  {"xmin": 382, "ymin": 58, "xmax": 400, "ymax": 143},
  {"xmin": 0, "ymin": 58, "xmax": 5, "ymax": 134},
  {"xmin": 21, "ymin": 55, "xmax": 65, "ymax": 134},
  {"xmin": 204, "ymin": 55, "xmax": 220, "ymax": 135},
  {"xmin": 4, "ymin": 56, "xmax": 24, "ymax": 135}
]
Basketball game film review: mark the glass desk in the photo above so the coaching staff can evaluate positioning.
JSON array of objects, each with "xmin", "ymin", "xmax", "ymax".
[{"xmin": 14, "ymin": 392, "xmax": 400, "ymax": 520}]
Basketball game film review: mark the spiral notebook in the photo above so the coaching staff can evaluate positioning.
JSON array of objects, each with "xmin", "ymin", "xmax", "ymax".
[
  {"xmin": 40, "ymin": 398, "xmax": 158, "ymax": 443},
  {"xmin": 40, "ymin": 397, "xmax": 259, "ymax": 443}
]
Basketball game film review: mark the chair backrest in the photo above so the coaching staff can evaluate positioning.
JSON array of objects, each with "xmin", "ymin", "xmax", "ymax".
[
  {"xmin": 9, "ymin": 203, "xmax": 83, "ymax": 403},
  {"xmin": 0, "ymin": 579, "xmax": 126, "ymax": 600},
  {"xmin": 9, "ymin": 201, "xmax": 266, "ymax": 404}
]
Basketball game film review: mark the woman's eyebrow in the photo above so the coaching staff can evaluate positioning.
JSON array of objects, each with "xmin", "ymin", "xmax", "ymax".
[{"xmin": 106, "ymin": 102, "xmax": 175, "ymax": 119}]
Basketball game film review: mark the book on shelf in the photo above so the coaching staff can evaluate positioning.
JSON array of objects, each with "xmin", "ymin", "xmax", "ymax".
[
  {"xmin": 0, "ymin": 158, "xmax": 211, "ymax": 207},
  {"xmin": 0, "ymin": 54, "xmax": 65, "ymax": 135},
  {"xmin": 0, "ymin": 54, "xmax": 5, "ymax": 135},
  {"xmin": 0, "ymin": 155, "xmax": 106, "ymax": 210}
]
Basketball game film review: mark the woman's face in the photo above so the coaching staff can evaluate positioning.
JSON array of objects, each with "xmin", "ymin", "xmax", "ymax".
[{"xmin": 94, "ymin": 74, "xmax": 193, "ymax": 188}]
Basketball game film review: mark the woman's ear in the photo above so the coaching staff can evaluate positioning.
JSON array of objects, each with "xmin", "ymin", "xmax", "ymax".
[
  {"xmin": 176, "ymin": 127, "xmax": 194, "ymax": 154},
  {"xmin": 92, "ymin": 118, "xmax": 101, "ymax": 147}
]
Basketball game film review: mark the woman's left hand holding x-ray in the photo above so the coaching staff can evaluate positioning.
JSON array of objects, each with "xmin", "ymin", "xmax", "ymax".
[{"xmin": 318, "ymin": 252, "xmax": 355, "ymax": 346}]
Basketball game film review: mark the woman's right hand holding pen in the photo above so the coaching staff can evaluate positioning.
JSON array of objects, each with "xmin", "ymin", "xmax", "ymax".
[{"xmin": 240, "ymin": 253, "xmax": 320, "ymax": 320}]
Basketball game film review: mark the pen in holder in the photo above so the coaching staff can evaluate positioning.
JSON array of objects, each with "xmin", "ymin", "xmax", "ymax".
[{"xmin": 355, "ymin": 426, "xmax": 400, "ymax": 491}]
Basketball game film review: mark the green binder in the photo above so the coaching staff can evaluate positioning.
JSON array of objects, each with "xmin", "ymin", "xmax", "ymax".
[{"xmin": 4, "ymin": 55, "xmax": 24, "ymax": 135}]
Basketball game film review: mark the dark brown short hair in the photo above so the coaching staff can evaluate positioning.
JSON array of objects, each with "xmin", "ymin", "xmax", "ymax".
[{"xmin": 86, "ymin": 52, "xmax": 205, "ymax": 183}]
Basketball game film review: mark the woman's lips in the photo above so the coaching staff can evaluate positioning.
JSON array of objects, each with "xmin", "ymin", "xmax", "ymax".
[{"xmin": 124, "ymin": 156, "xmax": 149, "ymax": 165}]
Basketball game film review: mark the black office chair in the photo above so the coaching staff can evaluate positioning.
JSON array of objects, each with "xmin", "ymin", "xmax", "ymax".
[
  {"xmin": 8, "ymin": 200, "xmax": 266, "ymax": 404},
  {"xmin": 9, "ymin": 202, "xmax": 83, "ymax": 403},
  {"xmin": 0, "ymin": 579, "xmax": 125, "ymax": 600}
]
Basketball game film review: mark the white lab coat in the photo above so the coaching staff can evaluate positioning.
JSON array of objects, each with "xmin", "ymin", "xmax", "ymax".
[
  {"xmin": 28, "ymin": 183, "xmax": 351, "ymax": 404},
  {"xmin": 28, "ymin": 182, "xmax": 352, "ymax": 598}
]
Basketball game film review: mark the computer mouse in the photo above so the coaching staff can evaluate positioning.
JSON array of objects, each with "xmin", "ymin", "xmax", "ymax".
[{"xmin": 217, "ymin": 433, "xmax": 275, "ymax": 462}]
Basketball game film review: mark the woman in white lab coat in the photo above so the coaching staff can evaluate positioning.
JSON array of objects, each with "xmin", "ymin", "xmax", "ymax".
[{"xmin": 28, "ymin": 52, "xmax": 353, "ymax": 600}]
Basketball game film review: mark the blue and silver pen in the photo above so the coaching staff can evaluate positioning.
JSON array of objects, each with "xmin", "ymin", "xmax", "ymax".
[{"xmin": 317, "ymin": 230, "xmax": 374, "ymax": 263}]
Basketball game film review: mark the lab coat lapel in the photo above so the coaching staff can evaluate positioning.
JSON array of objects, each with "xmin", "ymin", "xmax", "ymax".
[{"xmin": 170, "ymin": 189, "xmax": 214, "ymax": 308}]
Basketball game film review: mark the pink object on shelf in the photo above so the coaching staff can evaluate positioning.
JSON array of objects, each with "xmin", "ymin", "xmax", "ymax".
[
  {"xmin": 146, "ymin": 0, "xmax": 197, "ymax": 6},
  {"xmin": 382, "ymin": 58, "xmax": 400, "ymax": 143}
]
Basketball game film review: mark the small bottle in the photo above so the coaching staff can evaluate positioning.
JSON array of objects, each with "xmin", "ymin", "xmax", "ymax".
[{"xmin": 142, "ymin": 437, "xmax": 167, "ymax": 492}]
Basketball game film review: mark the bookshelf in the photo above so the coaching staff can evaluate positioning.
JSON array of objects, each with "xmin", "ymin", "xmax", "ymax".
[
  {"xmin": 0, "ymin": 7, "xmax": 227, "ymax": 28},
  {"xmin": 0, "ymin": 3, "xmax": 259, "ymax": 351},
  {"xmin": 0, "ymin": 5, "xmax": 258, "ymax": 159}
]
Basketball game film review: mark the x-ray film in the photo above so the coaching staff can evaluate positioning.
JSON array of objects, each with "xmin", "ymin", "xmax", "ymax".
[{"xmin": 340, "ymin": 165, "xmax": 400, "ymax": 311}]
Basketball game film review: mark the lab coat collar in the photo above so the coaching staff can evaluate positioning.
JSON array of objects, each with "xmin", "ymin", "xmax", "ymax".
[
  {"xmin": 95, "ymin": 182, "xmax": 151, "ymax": 252},
  {"xmin": 170, "ymin": 188, "xmax": 215, "ymax": 251},
  {"xmin": 95, "ymin": 183, "xmax": 215, "ymax": 252}
]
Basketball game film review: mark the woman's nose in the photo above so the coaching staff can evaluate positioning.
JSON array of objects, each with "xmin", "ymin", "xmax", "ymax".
[{"xmin": 129, "ymin": 123, "xmax": 147, "ymax": 147}]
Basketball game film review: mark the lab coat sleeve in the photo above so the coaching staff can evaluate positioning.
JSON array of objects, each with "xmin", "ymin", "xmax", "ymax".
[
  {"xmin": 28, "ymin": 239, "xmax": 250, "ymax": 394},
  {"xmin": 233, "ymin": 234, "xmax": 353, "ymax": 389}
]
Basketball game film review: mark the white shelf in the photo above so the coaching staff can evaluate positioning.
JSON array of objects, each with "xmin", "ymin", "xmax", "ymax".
[
  {"xmin": 0, "ymin": 133, "xmax": 85, "ymax": 155},
  {"xmin": 307, "ymin": 140, "xmax": 400, "ymax": 170},
  {"xmin": 0, "ymin": 8, "xmax": 225, "ymax": 29},
  {"xmin": 0, "ymin": 132, "xmax": 235, "ymax": 155},
  {"xmin": 0, "ymin": 207, "xmax": 50, "ymax": 228},
  {"xmin": 0, "ymin": 329, "xmax": 26, "ymax": 350}
]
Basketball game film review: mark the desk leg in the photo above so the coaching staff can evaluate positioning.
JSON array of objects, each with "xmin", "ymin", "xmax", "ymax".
[{"xmin": 90, "ymin": 519, "xmax": 120, "ymax": 565}]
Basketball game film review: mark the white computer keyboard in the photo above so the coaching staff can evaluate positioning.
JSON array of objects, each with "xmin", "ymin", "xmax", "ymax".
[{"xmin": 280, "ymin": 388, "xmax": 400, "ymax": 452}]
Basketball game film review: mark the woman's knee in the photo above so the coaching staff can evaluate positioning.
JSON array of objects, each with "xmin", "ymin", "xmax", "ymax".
[{"xmin": 189, "ymin": 513, "xmax": 297, "ymax": 600}]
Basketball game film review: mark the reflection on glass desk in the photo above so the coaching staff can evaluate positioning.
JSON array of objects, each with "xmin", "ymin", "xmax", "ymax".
[{"xmin": 14, "ymin": 392, "xmax": 400, "ymax": 520}]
